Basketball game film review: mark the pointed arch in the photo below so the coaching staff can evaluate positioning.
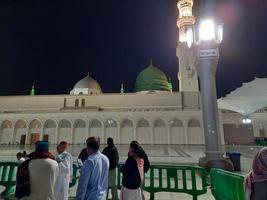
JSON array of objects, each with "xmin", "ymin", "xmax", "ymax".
[
  {"xmin": 105, "ymin": 119, "xmax": 118, "ymax": 128},
  {"xmin": 136, "ymin": 118, "xmax": 151, "ymax": 144},
  {"xmin": 188, "ymin": 118, "xmax": 204, "ymax": 144},
  {"xmin": 73, "ymin": 119, "xmax": 87, "ymax": 144},
  {"xmin": 137, "ymin": 118, "xmax": 149, "ymax": 128},
  {"xmin": 74, "ymin": 119, "xmax": 86, "ymax": 128},
  {"xmin": 59, "ymin": 119, "xmax": 71, "ymax": 128},
  {"xmin": 89, "ymin": 119, "xmax": 103, "ymax": 143},
  {"xmin": 121, "ymin": 119, "xmax": 133, "ymax": 128},
  {"xmin": 170, "ymin": 118, "xmax": 185, "ymax": 144},
  {"xmin": 15, "ymin": 120, "xmax": 27, "ymax": 129},
  {"xmin": 153, "ymin": 119, "xmax": 167, "ymax": 144},
  {"xmin": 43, "ymin": 120, "xmax": 57, "ymax": 144},
  {"xmin": 28, "ymin": 119, "xmax": 42, "ymax": 144},
  {"xmin": 44, "ymin": 120, "xmax": 56, "ymax": 129},
  {"xmin": 14, "ymin": 120, "xmax": 27, "ymax": 144},
  {"xmin": 154, "ymin": 119, "xmax": 166, "ymax": 127},
  {"xmin": 29, "ymin": 119, "xmax": 42, "ymax": 129},
  {"xmin": 188, "ymin": 119, "xmax": 201, "ymax": 127},
  {"xmin": 171, "ymin": 118, "xmax": 183, "ymax": 127},
  {"xmin": 90, "ymin": 119, "xmax": 102, "ymax": 128},
  {"xmin": 58, "ymin": 119, "xmax": 72, "ymax": 144},
  {"xmin": 104, "ymin": 119, "xmax": 119, "ymax": 144},
  {"xmin": 1, "ymin": 120, "xmax": 13, "ymax": 129},
  {"xmin": 120, "ymin": 119, "xmax": 134, "ymax": 144},
  {"xmin": 0, "ymin": 120, "xmax": 13, "ymax": 144}
]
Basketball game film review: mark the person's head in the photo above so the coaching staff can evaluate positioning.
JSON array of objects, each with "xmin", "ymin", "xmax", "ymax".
[
  {"xmin": 129, "ymin": 140, "xmax": 140, "ymax": 156},
  {"xmin": 133, "ymin": 146, "xmax": 145, "ymax": 158},
  {"xmin": 86, "ymin": 136, "xmax": 100, "ymax": 156},
  {"xmin": 16, "ymin": 152, "xmax": 23, "ymax": 160},
  {"xmin": 252, "ymin": 147, "xmax": 267, "ymax": 174},
  {"xmin": 107, "ymin": 137, "xmax": 114, "ymax": 147},
  {"xmin": 35, "ymin": 141, "xmax": 49, "ymax": 153},
  {"xmin": 57, "ymin": 141, "xmax": 68, "ymax": 154}
]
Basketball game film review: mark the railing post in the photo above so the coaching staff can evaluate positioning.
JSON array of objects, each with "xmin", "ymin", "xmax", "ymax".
[
  {"xmin": 192, "ymin": 195, "xmax": 198, "ymax": 200},
  {"xmin": 150, "ymin": 167, "xmax": 155, "ymax": 200}
]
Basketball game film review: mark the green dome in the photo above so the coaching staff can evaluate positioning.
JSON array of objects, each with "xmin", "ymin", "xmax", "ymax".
[{"xmin": 135, "ymin": 61, "xmax": 171, "ymax": 92}]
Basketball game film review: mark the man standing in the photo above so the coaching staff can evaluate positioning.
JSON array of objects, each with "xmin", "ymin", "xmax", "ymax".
[
  {"xmin": 76, "ymin": 136, "xmax": 109, "ymax": 200},
  {"xmin": 55, "ymin": 141, "xmax": 73, "ymax": 200},
  {"xmin": 15, "ymin": 141, "xmax": 58, "ymax": 200},
  {"xmin": 77, "ymin": 147, "xmax": 88, "ymax": 165},
  {"xmin": 102, "ymin": 137, "xmax": 119, "ymax": 200}
]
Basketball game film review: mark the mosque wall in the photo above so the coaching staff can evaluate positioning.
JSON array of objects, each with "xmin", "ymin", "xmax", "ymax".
[
  {"xmin": 0, "ymin": 109, "xmax": 204, "ymax": 145},
  {"xmin": 0, "ymin": 92, "xmax": 203, "ymax": 112},
  {"xmin": 4, "ymin": 93, "xmax": 267, "ymax": 145}
]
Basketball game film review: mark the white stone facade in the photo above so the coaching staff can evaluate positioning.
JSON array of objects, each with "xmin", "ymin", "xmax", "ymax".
[{"xmin": 0, "ymin": 92, "xmax": 206, "ymax": 145}]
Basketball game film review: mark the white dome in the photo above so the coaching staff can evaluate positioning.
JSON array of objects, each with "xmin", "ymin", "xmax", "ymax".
[{"xmin": 70, "ymin": 73, "xmax": 102, "ymax": 95}]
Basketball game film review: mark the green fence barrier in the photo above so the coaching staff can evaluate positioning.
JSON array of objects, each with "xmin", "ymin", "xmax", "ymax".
[
  {"xmin": 118, "ymin": 164, "xmax": 207, "ymax": 200},
  {"xmin": 69, "ymin": 164, "xmax": 80, "ymax": 188},
  {"xmin": 210, "ymin": 168, "xmax": 245, "ymax": 200},
  {"xmin": 0, "ymin": 162, "xmax": 19, "ymax": 196}
]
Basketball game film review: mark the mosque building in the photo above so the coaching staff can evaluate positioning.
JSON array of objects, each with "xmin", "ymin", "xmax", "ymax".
[{"xmin": 0, "ymin": 0, "xmax": 266, "ymax": 146}]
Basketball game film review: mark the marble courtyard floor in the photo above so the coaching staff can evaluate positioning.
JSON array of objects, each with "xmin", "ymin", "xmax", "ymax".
[{"xmin": 0, "ymin": 144, "xmax": 260, "ymax": 199}]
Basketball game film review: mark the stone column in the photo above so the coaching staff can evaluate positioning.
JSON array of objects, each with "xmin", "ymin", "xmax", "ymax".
[
  {"xmin": 196, "ymin": 44, "xmax": 233, "ymax": 171},
  {"xmin": 197, "ymin": 49, "xmax": 221, "ymax": 159}
]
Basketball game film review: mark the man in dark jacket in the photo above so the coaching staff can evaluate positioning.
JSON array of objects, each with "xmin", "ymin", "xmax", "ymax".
[{"xmin": 102, "ymin": 137, "xmax": 119, "ymax": 200}]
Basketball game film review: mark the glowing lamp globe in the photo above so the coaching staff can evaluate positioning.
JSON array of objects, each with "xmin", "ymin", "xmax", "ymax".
[{"xmin": 199, "ymin": 19, "xmax": 215, "ymax": 41}]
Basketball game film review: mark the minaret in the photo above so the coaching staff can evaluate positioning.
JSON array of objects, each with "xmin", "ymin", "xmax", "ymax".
[
  {"xmin": 30, "ymin": 84, "xmax": 35, "ymax": 96},
  {"xmin": 120, "ymin": 83, "xmax": 124, "ymax": 94},
  {"xmin": 176, "ymin": 0, "xmax": 199, "ymax": 92},
  {"xmin": 168, "ymin": 77, "xmax": 173, "ymax": 93}
]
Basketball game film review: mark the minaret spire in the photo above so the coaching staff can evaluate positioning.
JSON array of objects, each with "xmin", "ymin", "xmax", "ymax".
[
  {"xmin": 30, "ymin": 84, "xmax": 35, "ymax": 96},
  {"xmin": 120, "ymin": 82, "xmax": 124, "ymax": 94},
  {"xmin": 168, "ymin": 77, "xmax": 173, "ymax": 93},
  {"xmin": 176, "ymin": 0, "xmax": 199, "ymax": 92}
]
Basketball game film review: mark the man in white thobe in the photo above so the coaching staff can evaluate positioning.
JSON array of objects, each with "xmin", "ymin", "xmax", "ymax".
[{"xmin": 54, "ymin": 141, "xmax": 73, "ymax": 200}]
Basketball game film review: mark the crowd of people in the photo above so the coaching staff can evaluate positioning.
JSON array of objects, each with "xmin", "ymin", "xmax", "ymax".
[
  {"xmin": 12, "ymin": 135, "xmax": 267, "ymax": 200},
  {"xmin": 14, "ymin": 137, "xmax": 150, "ymax": 200}
]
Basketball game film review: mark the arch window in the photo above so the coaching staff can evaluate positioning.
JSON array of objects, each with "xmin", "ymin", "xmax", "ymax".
[
  {"xmin": 121, "ymin": 119, "xmax": 133, "ymax": 128},
  {"xmin": 90, "ymin": 119, "xmax": 102, "ymax": 128},
  {"xmin": 171, "ymin": 118, "xmax": 183, "ymax": 127},
  {"xmin": 44, "ymin": 120, "xmax": 56, "ymax": 129},
  {"xmin": 188, "ymin": 119, "xmax": 201, "ymax": 127},
  {"xmin": 15, "ymin": 120, "xmax": 27, "ymax": 129},
  {"xmin": 137, "ymin": 119, "xmax": 149, "ymax": 127},
  {"xmin": 74, "ymin": 119, "xmax": 86, "ymax": 128},
  {"xmin": 59, "ymin": 119, "xmax": 71, "ymax": 128},
  {"xmin": 105, "ymin": 119, "xmax": 117, "ymax": 128},
  {"xmin": 75, "ymin": 99, "xmax": 79, "ymax": 107},
  {"xmin": 1, "ymin": 120, "xmax": 13, "ymax": 129},
  {"xmin": 29, "ymin": 119, "xmax": 41, "ymax": 129},
  {"xmin": 154, "ymin": 119, "xmax": 166, "ymax": 127},
  {"xmin": 81, "ymin": 99, "xmax": 85, "ymax": 107}
]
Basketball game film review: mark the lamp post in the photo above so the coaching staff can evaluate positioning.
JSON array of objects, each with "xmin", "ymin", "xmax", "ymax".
[{"xmin": 186, "ymin": 19, "xmax": 233, "ymax": 170}]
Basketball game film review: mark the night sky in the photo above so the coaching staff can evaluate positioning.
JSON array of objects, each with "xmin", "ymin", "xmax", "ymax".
[{"xmin": 0, "ymin": 0, "xmax": 267, "ymax": 97}]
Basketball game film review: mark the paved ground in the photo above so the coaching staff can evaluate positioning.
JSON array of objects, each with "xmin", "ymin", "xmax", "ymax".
[{"xmin": 0, "ymin": 144, "xmax": 260, "ymax": 199}]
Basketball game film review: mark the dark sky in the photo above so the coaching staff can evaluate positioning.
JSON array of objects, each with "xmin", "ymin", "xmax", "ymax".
[{"xmin": 0, "ymin": 0, "xmax": 267, "ymax": 97}]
